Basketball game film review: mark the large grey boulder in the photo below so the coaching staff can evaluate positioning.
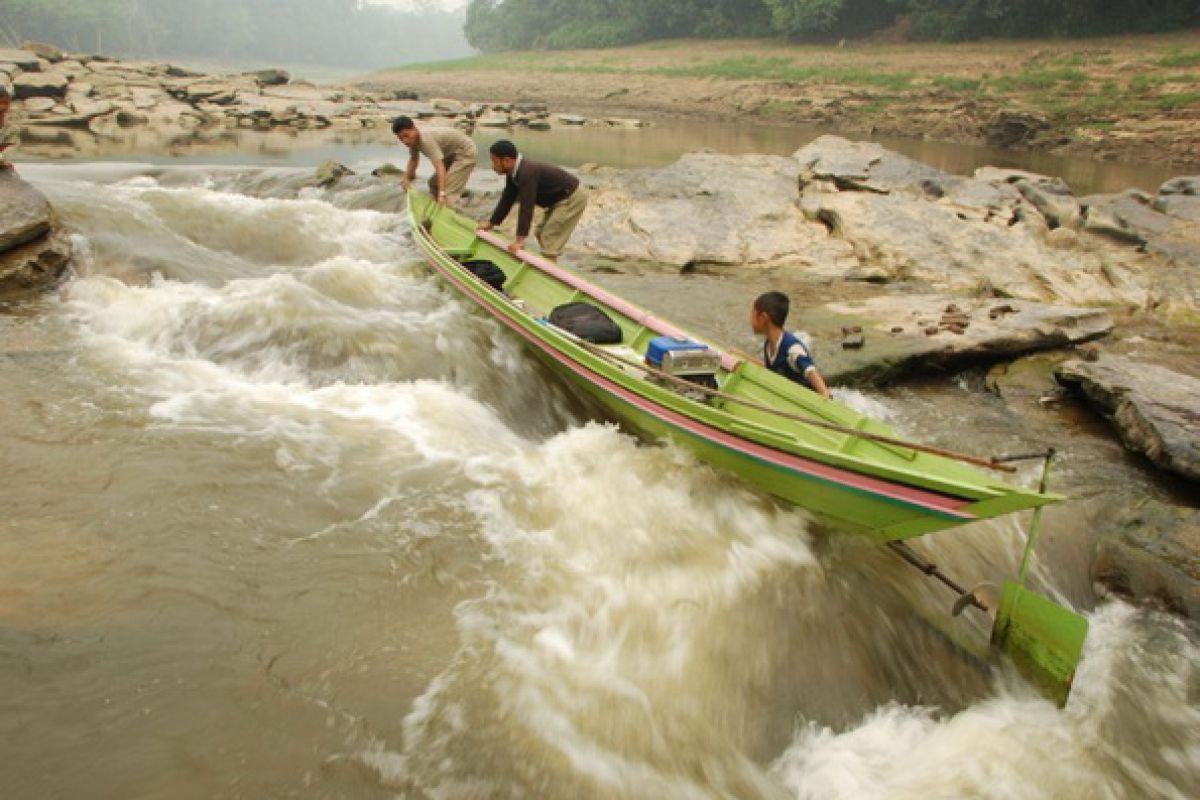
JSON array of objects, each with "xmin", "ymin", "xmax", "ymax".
[
  {"xmin": 573, "ymin": 153, "xmax": 857, "ymax": 272},
  {"xmin": 0, "ymin": 171, "xmax": 71, "ymax": 298},
  {"xmin": 809, "ymin": 294, "xmax": 1112, "ymax": 384},
  {"xmin": 1056, "ymin": 355, "xmax": 1200, "ymax": 482},
  {"xmin": 798, "ymin": 189, "xmax": 1145, "ymax": 305},
  {"xmin": 0, "ymin": 170, "xmax": 52, "ymax": 252}
]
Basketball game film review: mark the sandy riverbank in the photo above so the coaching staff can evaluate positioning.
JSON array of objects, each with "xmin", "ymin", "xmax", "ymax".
[{"xmin": 362, "ymin": 33, "xmax": 1200, "ymax": 167}]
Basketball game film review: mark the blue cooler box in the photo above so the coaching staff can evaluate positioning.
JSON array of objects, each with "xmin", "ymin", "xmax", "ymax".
[{"xmin": 645, "ymin": 336, "xmax": 719, "ymax": 376}]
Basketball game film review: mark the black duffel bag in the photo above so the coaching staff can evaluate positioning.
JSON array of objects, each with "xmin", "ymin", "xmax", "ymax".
[
  {"xmin": 548, "ymin": 302, "xmax": 623, "ymax": 344},
  {"xmin": 461, "ymin": 259, "xmax": 507, "ymax": 292}
]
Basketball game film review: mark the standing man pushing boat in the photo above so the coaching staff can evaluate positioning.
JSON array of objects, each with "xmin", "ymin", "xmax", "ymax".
[
  {"xmin": 751, "ymin": 291, "xmax": 831, "ymax": 399},
  {"xmin": 392, "ymin": 115, "xmax": 477, "ymax": 206},
  {"xmin": 476, "ymin": 139, "xmax": 589, "ymax": 262}
]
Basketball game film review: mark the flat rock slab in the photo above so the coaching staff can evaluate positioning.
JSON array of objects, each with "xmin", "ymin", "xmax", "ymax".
[
  {"xmin": 1056, "ymin": 355, "xmax": 1200, "ymax": 482},
  {"xmin": 574, "ymin": 152, "xmax": 856, "ymax": 271},
  {"xmin": 806, "ymin": 294, "xmax": 1112, "ymax": 385}
]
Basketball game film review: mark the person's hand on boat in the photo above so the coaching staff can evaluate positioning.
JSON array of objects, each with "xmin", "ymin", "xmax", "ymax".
[{"xmin": 400, "ymin": 174, "xmax": 411, "ymax": 191}]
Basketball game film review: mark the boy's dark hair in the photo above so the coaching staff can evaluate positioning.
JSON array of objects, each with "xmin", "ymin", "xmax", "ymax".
[
  {"xmin": 489, "ymin": 139, "xmax": 518, "ymax": 159},
  {"xmin": 754, "ymin": 291, "xmax": 790, "ymax": 327},
  {"xmin": 0, "ymin": 85, "xmax": 11, "ymax": 100},
  {"xmin": 391, "ymin": 115, "xmax": 415, "ymax": 135}
]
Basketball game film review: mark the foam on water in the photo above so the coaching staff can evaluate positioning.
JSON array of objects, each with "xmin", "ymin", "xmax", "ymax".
[{"xmin": 35, "ymin": 166, "xmax": 1199, "ymax": 799}]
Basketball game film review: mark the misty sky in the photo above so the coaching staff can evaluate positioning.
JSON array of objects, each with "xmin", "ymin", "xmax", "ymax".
[{"xmin": 369, "ymin": 0, "xmax": 467, "ymax": 10}]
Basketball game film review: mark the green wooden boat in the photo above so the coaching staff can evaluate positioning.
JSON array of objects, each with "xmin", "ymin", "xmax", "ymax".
[
  {"xmin": 408, "ymin": 191, "xmax": 1057, "ymax": 543},
  {"xmin": 408, "ymin": 190, "xmax": 1089, "ymax": 703}
]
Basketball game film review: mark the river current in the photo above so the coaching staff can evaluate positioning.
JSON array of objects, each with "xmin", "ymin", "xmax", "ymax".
[{"xmin": 1, "ymin": 160, "xmax": 1197, "ymax": 799}]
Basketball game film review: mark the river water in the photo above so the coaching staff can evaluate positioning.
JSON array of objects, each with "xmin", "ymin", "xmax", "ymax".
[{"xmin": 1, "ymin": 146, "xmax": 1197, "ymax": 799}]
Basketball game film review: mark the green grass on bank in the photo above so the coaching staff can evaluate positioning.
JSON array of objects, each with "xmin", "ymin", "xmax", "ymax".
[{"xmin": 394, "ymin": 39, "xmax": 1200, "ymax": 122}]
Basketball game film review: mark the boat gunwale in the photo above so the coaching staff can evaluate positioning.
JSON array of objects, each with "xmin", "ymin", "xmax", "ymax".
[
  {"xmin": 409, "ymin": 222, "xmax": 993, "ymax": 524},
  {"xmin": 407, "ymin": 194, "xmax": 1054, "ymax": 517}
]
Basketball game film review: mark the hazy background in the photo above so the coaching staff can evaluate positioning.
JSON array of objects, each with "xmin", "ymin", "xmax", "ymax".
[{"xmin": 0, "ymin": 0, "xmax": 473, "ymax": 73}]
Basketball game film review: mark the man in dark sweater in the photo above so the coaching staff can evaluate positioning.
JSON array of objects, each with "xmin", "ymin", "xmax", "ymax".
[{"xmin": 476, "ymin": 139, "xmax": 589, "ymax": 262}]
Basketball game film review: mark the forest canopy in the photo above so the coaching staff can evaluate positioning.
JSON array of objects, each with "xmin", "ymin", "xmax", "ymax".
[
  {"xmin": 0, "ymin": 0, "xmax": 472, "ymax": 68},
  {"xmin": 463, "ymin": 0, "xmax": 1200, "ymax": 51}
]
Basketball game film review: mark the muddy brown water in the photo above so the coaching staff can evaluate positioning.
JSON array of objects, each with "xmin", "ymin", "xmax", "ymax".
[{"xmin": 1, "ymin": 152, "xmax": 1197, "ymax": 798}]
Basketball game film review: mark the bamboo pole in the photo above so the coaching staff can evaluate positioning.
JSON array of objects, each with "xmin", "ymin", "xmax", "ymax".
[{"xmin": 568, "ymin": 334, "xmax": 1018, "ymax": 474}]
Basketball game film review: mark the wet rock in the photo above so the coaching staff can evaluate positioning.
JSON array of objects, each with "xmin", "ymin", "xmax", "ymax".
[
  {"xmin": 985, "ymin": 352, "xmax": 1069, "ymax": 405},
  {"xmin": 0, "ymin": 170, "xmax": 71, "ymax": 298},
  {"xmin": 476, "ymin": 115, "xmax": 510, "ymax": 128},
  {"xmin": 811, "ymin": 294, "xmax": 1112, "ymax": 385},
  {"xmin": 315, "ymin": 160, "xmax": 354, "ymax": 187},
  {"xmin": 556, "ymin": 113, "xmax": 586, "ymax": 125},
  {"xmin": 371, "ymin": 162, "xmax": 404, "ymax": 178},
  {"xmin": 1056, "ymin": 355, "xmax": 1200, "ymax": 482},
  {"xmin": 1091, "ymin": 497, "xmax": 1199, "ymax": 621},
  {"xmin": 0, "ymin": 228, "xmax": 72, "ymax": 299},
  {"xmin": 0, "ymin": 170, "xmax": 52, "ymax": 252}
]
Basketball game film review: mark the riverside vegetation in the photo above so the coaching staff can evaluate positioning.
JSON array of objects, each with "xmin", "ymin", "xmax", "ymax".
[{"xmin": 385, "ymin": 33, "xmax": 1200, "ymax": 165}]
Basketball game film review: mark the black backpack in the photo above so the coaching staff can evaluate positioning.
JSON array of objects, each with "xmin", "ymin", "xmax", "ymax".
[
  {"xmin": 461, "ymin": 259, "xmax": 506, "ymax": 292},
  {"xmin": 548, "ymin": 302, "xmax": 623, "ymax": 344}
]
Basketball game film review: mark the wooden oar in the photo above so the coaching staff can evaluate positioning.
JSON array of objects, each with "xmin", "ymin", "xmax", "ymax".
[{"xmin": 567, "ymin": 334, "xmax": 1019, "ymax": 474}]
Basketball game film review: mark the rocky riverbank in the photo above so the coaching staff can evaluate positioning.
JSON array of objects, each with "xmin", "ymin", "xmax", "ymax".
[{"xmin": 432, "ymin": 134, "xmax": 1198, "ymax": 618}]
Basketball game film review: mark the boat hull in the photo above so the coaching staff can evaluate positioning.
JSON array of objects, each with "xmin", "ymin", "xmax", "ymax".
[{"xmin": 407, "ymin": 192, "xmax": 1056, "ymax": 541}]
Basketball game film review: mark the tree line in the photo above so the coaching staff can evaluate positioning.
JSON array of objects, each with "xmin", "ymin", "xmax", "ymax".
[
  {"xmin": 464, "ymin": 0, "xmax": 1200, "ymax": 51},
  {"xmin": 0, "ymin": 0, "xmax": 471, "ymax": 68}
]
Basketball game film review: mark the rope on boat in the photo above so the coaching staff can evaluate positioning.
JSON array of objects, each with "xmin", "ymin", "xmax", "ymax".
[{"xmin": 567, "ymin": 334, "xmax": 1020, "ymax": 474}]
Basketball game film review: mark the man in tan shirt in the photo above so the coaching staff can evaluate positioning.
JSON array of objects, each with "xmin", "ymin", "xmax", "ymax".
[{"xmin": 392, "ymin": 115, "xmax": 477, "ymax": 206}]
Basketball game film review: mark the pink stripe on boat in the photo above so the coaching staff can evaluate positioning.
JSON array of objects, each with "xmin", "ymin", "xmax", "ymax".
[{"xmin": 417, "ymin": 234, "xmax": 974, "ymax": 522}]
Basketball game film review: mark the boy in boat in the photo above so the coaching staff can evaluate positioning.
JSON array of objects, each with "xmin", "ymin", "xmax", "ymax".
[
  {"xmin": 0, "ymin": 86, "xmax": 17, "ymax": 170},
  {"xmin": 751, "ymin": 291, "xmax": 831, "ymax": 399},
  {"xmin": 392, "ymin": 115, "xmax": 477, "ymax": 206},
  {"xmin": 476, "ymin": 139, "xmax": 589, "ymax": 262}
]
